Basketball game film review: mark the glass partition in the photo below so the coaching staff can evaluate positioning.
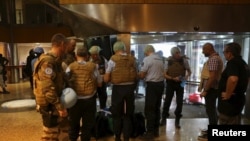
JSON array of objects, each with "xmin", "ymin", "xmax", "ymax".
[{"xmin": 131, "ymin": 34, "xmax": 250, "ymax": 95}]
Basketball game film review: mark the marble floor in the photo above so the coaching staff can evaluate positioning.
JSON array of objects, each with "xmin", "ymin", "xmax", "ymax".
[{"xmin": 0, "ymin": 80, "xmax": 249, "ymax": 141}]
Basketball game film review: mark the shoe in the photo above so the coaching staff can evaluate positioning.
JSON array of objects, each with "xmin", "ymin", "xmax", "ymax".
[
  {"xmin": 160, "ymin": 119, "xmax": 166, "ymax": 126},
  {"xmin": 198, "ymin": 133, "xmax": 208, "ymax": 141},
  {"xmin": 2, "ymin": 91, "xmax": 10, "ymax": 94},
  {"xmin": 154, "ymin": 130, "xmax": 159, "ymax": 137},
  {"xmin": 175, "ymin": 124, "xmax": 181, "ymax": 129},
  {"xmin": 115, "ymin": 137, "xmax": 121, "ymax": 141},
  {"xmin": 175, "ymin": 118, "xmax": 181, "ymax": 129},
  {"xmin": 123, "ymin": 138, "xmax": 129, "ymax": 141},
  {"xmin": 115, "ymin": 135, "xmax": 121, "ymax": 141},
  {"xmin": 200, "ymin": 129, "xmax": 208, "ymax": 135},
  {"xmin": 139, "ymin": 132, "xmax": 155, "ymax": 140},
  {"xmin": 175, "ymin": 115, "xmax": 182, "ymax": 129}
]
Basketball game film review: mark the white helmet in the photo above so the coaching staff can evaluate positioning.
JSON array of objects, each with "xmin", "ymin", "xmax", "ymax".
[{"xmin": 61, "ymin": 88, "xmax": 77, "ymax": 108}]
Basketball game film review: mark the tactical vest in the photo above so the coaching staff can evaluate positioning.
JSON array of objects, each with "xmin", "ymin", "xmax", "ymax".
[
  {"xmin": 110, "ymin": 54, "xmax": 137, "ymax": 84},
  {"xmin": 167, "ymin": 57, "xmax": 186, "ymax": 77},
  {"xmin": 68, "ymin": 61, "xmax": 97, "ymax": 96},
  {"xmin": 33, "ymin": 54, "xmax": 65, "ymax": 106}
]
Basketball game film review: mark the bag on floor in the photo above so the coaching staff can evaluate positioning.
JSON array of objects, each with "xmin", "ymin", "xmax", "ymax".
[
  {"xmin": 91, "ymin": 109, "xmax": 114, "ymax": 139},
  {"xmin": 131, "ymin": 112, "xmax": 146, "ymax": 138},
  {"xmin": 188, "ymin": 93, "xmax": 202, "ymax": 104}
]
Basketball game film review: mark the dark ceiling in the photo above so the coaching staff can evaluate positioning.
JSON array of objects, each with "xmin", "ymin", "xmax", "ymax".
[{"xmin": 60, "ymin": 3, "xmax": 250, "ymax": 42}]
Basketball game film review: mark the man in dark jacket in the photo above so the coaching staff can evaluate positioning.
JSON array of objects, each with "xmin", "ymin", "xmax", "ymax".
[{"xmin": 218, "ymin": 42, "xmax": 249, "ymax": 124}]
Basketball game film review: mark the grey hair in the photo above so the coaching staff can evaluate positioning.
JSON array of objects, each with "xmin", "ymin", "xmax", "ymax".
[
  {"xmin": 113, "ymin": 41, "xmax": 126, "ymax": 52},
  {"xmin": 144, "ymin": 45, "xmax": 155, "ymax": 54},
  {"xmin": 170, "ymin": 47, "xmax": 181, "ymax": 56}
]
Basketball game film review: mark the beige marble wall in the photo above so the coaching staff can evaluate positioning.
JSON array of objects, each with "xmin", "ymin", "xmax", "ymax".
[{"xmin": 117, "ymin": 34, "xmax": 131, "ymax": 54}]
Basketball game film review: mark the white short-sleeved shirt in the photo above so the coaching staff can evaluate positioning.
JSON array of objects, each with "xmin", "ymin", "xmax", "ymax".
[{"xmin": 140, "ymin": 53, "xmax": 165, "ymax": 82}]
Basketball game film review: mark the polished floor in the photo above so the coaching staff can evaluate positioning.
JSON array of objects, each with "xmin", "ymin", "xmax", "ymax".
[{"xmin": 0, "ymin": 80, "xmax": 249, "ymax": 141}]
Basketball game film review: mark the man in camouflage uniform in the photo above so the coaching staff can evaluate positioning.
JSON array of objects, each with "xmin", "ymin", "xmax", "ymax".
[{"xmin": 33, "ymin": 33, "xmax": 68, "ymax": 141}]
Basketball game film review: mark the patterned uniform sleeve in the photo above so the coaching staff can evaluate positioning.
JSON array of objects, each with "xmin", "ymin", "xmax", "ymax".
[{"xmin": 39, "ymin": 60, "xmax": 64, "ymax": 110}]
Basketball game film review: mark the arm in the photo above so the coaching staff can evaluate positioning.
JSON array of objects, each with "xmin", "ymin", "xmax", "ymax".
[
  {"xmin": 184, "ymin": 59, "xmax": 192, "ymax": 80},
  {"xmin": 95, "ymin": 66, "xmax": 103, "ymax": 87},
  {"xmin": 221, "ymin": 76, "xmax": 238, "ymax": 100},
  {"xmin": 139, "ymin": 71, "xmax": 146, "ymax": 79},
  {"xmin": 3, "ymin": 58, "xmax": 9, "ymax": 65},
  {"xmin": 200, "ymin": 70, "xmax": 216, "ymax": 97},
  {"xmin": 103, "ymin": 59, "xmax": 113, "ymax": 83},
  {"xmin": 164, "ymin": 72, "xmax": 173, "ymax": 80},
  {"xmin": 104, "ymin": 73, "xmax": 110, "ymax": 83},
  {"xmin": 185, "ymin": 68, "xmax": 192, "ymax": 80},
  {"xmin": 39, "ymin": 60, "xmax": 67, "ymax": 117},
  {"xmin": 200, "ymin": 58, "xmax": 219, "ymax": 97}
]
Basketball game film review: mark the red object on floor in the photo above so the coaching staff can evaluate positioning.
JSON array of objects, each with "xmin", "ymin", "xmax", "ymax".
[{"xmin": 188, "ymin": 93, "xmax": 202, "ymax": 104}]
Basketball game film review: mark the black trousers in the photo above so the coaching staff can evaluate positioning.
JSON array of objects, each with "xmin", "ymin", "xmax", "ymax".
[
  {"xmin": 111, "ymin": 84, "xmax": 135, "ymax": 139},
  {"xmin": 205, "ymin": 88, "xmax": 218, "ymax": 125},
  {"xmin": 144, "ymin": 81, "xmax": 164, "ymax": 133},
  {"xmin": 68, "ymin": 96, "xmax": 96, "ymax": 141},
  {"xmin": 97, "ymin": 82, "xmax": 108, "ymax": 109},
  {"xmin": 162, "ymin": 80, "xmax": 184, "ymax": 118},
  {"xmin": 40, "ymin": 105, "xmax": 59, "ymax": 128}
]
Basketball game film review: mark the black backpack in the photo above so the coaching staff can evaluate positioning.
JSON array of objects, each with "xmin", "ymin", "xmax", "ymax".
[{"xmin": 91, "ymin": 109, "xmax": 114, "ymax": 140}]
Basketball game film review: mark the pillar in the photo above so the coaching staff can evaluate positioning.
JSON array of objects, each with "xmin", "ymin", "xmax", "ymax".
[{"xmin": 117, "ymin": 34, "xmax": 131, "ymax": 54}]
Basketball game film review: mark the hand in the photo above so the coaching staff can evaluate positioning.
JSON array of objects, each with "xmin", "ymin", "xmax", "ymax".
[
  {"xmin": 200, "ymin": 91, "xmax": 207, "ymax": 98},
  {"xmin": 58, "ymin": 109, "xmax": 68, "ymax": 117},
  {"xmin": 221, "ymin": 92, "xmax": 230, "ymax": 100},
  {"xmin": 36, "ymin": 105, "xmax": 40, "ymax": 112},
  {"xmin": 197, "ymin": 86, "xmax": 202, "ymax": 92},
  {"xmin": 172, "ymin": 76, "xmax": 181, "ymax": 82},
  {"xmin": 184, "ymin": 75, "xmax": 189, "ymax": 81}
]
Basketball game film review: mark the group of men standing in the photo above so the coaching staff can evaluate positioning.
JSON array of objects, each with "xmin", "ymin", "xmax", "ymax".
[
  {"xmin": 32, "ymin": 32, "xmax": 249, "ymax": 141},
  {"xmin": 197, "ymin": 42, "xmax": 249, "ymax": 140}
]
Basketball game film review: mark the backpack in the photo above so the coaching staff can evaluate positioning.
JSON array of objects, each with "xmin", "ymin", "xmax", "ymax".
[
  {"xmin": 91, "ymin": 109, "xmax": 114, "ymax": 139},
  {"xmin": 131, "ymin": 112, "xmax": 146, "ymax": 138}
]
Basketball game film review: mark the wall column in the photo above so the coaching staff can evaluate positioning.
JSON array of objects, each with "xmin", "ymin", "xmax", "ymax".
[{"xmin": 5, "ymin": 43, "xmax": 20, "ymax": 83}]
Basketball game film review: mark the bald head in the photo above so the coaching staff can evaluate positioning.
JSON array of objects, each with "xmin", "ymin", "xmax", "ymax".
[
  {"xmin": 202, "ymin": 43, "xmax": 215, "ymax": 57},
  {"xmin": 65, "ymin": 39, "xmax": 76, "ymax": 53}
]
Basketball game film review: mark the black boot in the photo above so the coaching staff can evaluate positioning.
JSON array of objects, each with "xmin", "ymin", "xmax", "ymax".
[
  {"xmin": 160, "ymin": 118, "xmax": 166, "ymax": 126},
  {"xmin": 115, "ymin": 134, "xmax": 121, "ymax": 141},
  {"xmin": 2, "ymin": 88, "xmax": 10, "ymax": 94},
  {"xmin": 175, "ymin": 117, "xmax": 181, "ymax": 129},
  {"xmin": 154, "ymin": 129, "xmax": 159, "ymax": 137},
  {"xmin": 139, "ymin": 132, "xmax": 154, "ymax": 140}
]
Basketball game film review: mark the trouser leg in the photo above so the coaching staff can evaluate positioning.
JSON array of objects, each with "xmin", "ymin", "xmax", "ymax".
[
  {"xmin": 97, "ymin": 83, "xmax": 108, "ymax": 109},
  {"xmin": 205, "ymin": 89, "xmax": 218, "ymax": 125},
  {"xmin": 41, "ymin": 126, "xmax": 59, "ymax": 141},
  {"xmin": 162, "ymin": 83, "xmax": 175, "ymax": 119}
]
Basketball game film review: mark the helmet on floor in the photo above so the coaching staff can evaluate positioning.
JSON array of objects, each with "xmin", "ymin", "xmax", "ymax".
[{"xmin": 61, "ymin": 88, "xmax": 77, "ymax": 108}]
